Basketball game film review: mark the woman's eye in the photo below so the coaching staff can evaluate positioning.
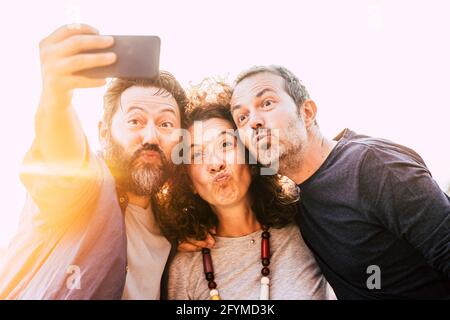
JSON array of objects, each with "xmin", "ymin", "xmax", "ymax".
[
  {"xmin": 222, "ymin": 140, "xmax": 233, "ymax": 148},
  {"xmin": 192, "ymin": 151, "xmax": 203, "ymax": 161},
  {"xmin": 160, "ymin": 121, "xmax": 174, "ymax": 128},
  {"xmin": 128, "ymin": 119, "xmax": 139, "ymax": 126}
]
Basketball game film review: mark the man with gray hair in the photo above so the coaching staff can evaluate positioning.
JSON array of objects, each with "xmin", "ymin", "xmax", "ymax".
[{"xmin": 225, "ymin": 65, "xmax": 450, "ymax": 299}]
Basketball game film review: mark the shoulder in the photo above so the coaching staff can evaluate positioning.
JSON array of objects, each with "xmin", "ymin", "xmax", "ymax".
[
  {"xmin": 334, "ymin": 129, "xmax": 428, "ymax": 176},
  {"xmin": 271, "ymin": 223, "xmax": 300, "ymax": 238},
  {"xmin": 169, "ymin": 251, "xmax": 203, "ymax": 276},
  {"xmin": 270, "ymin": 224, "xmax": 307, "ymax": 252}
]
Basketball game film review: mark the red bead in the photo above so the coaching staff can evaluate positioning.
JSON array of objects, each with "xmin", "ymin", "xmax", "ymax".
[
  {"xmin": 261, "ymin": 238, "xmax": 270, "ymax": 259},
  {"xmin": 208, "ymin": 281, "xmax": 217, "ymax": 289},
  {"xmin": 261, "ymin": 267, "xmax": 270, "ymax": 276},
  {"xmin": 202, "ymin": 251, "xmax": 214, "ymax": 274}
]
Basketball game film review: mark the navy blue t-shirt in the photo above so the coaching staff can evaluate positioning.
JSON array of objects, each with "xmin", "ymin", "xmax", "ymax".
[{"xmin": 296, "ymin": 129, "xmax": 450, "ymax": 299}]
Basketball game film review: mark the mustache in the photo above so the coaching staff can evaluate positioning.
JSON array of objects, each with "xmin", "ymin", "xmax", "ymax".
[
  {"xmin": 130, "ymin": 143, "xmax": 165, "ymax": 163},
  {"xmin": 252, "ymin": 127, "xmax": 271, "ymax": 137}
]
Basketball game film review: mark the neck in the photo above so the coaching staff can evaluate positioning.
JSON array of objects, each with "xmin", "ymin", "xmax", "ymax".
[
  {"xmin": 212, "ymin": 197, "xmax": 261, "ymax": 237},
  {"xmin": 127, "ymin": 192, "xmax": 151, "ymax": 209},
  {"xmin": 284, "ymin": 128, "xmax": 337, "ymax": 185}
]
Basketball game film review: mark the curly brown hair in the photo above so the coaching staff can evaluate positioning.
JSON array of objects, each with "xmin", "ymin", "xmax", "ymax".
[{"xmin": 155, "ymin": 79, "xmax": 299, "ymax": 242}]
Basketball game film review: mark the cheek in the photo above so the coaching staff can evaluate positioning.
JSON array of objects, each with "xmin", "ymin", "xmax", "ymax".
[
  {"xmin": 110, "ymin": 119, "xmax": 140, "ymax": 149},
  {"xmin": 268, "ymin": 108, "xmax": 292, "ymax": 128},
  {"xmin": 241, "ymin": 165, "xmax": 252, "ymax": 189},
  {"xmin": 159, "ymin": 136, "xmax": 179, "ymax": 160},
  {"xmin": 110, "ymin": 128, "xmax": 130, "ymax": 149},
  {"xmin": 188, "ymin": 165, "xmax": 209, "ymax": 194},
  {"xmin": 237, "ymin": 128, "xmax": 254, "ymax": 150},
  {"xmin": 227, "ymin": 146, "xmax": 247, "ymax": 166},
  {"xmin": 230, "ymin": 163, "xmax": 252, "ymax": 190}
]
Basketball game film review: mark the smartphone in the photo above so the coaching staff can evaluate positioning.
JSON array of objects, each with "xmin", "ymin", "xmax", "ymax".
[{"xmin": 76, "ymin": 35, "xmax": 160, "ymax": 79}]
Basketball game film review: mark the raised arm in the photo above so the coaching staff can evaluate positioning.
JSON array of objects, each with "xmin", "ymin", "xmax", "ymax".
[{"xmin": 35, "ymin": 24, "xmax": 116, "ymax": 170}]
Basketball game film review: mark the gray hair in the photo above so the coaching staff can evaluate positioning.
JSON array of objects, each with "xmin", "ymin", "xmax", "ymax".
[{"xmin": 234, "ymin": 65, "xmax": 311, "ymax": 110}]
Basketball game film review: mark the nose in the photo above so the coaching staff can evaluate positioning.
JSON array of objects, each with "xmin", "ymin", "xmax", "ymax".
[
  {"xmin": 141, "ymin": 123, "xmax": 160, "ymax": 146},
  {"xmin": 248, "ymin": 113, "xmax": 265, "ymax": 130},
  {"xmin": 208, "ymin": 162, "xmax": 226, "ymax": 174},
  {"xmin": 207, "ymin": 151, "xmax": 226, "ymax": 174}
]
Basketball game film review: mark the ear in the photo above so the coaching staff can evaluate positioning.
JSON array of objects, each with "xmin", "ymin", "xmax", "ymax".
[
  {"xmin": 98, "ymin": 121, "xmax": 108, "ymax": 149},
  {"xmin": 300, "ymin": 99, "xmax": 318, "ymax": 129}
]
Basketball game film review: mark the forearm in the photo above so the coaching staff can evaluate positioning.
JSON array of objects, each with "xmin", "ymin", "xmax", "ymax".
[
  {"xmin": 35, "ymin": 93, "xmax": 86, "ymax": 170},
  {"xmin": 31, "ymin": 24, "xmax": 115, "ymax": 170}
]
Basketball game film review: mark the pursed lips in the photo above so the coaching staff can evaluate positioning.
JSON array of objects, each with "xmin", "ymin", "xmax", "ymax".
[
  {"xmin": 253, "ymin": 132, "xmax": 271, "ymax": 147},
  {"xmin": 213, "ymin": 172, "xmax": 231, "ymax": 183},
  {"xmin": 136, "ymin": 150, "xmax": 161, "ymax": 162}
]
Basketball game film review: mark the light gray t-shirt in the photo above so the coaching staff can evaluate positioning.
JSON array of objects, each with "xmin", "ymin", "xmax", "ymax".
[
  {"xmin": 122, "ymin": 203, "xmax": 171, "ymax": 300},
  {"xmin": 168, "ymin": 224, "xmax": 335, "ymax": 300}
]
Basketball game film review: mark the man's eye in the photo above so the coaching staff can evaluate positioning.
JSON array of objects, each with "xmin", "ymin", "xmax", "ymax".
[
  {"xmin": 238, "ymin": 114, "xmax": 248, "ymax": 123},
  {"xmin": 128, "ymin": 119, "xmax": 139, "ymax": 126},
  {"xmin": 262, "ymin": 100, "xmax": 273, "ymax": 108}
]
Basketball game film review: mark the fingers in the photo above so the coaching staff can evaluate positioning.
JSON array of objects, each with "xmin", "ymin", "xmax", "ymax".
[
  {"xmin": 53, "ymin": 35, "xmax": 114, "ymax": 58},
  {"xmin": 177, "ymin": 242, "xmax": 202, "ymax": 253},
  {"xmin": 177, "ymin": 235, "xmax": 216, "ymax": 253},
  {"xmin": 55, "ymin": 52, "xmax": 116, "ymax": 74},
  {"xmin": 40, "ymin": 24, "xmax": 99, "ymax": 48},
  {"xmin": 61, "ymin": 76, "xmax": 107, "ymax": 89},
  {"xmin": 38, "ymin": 24, "xmax": 111, "ymax": 105},
  {"xmin": 209, "ymin": 226, "xmax": 217, "ymax": 235},
  {"xmin": 43, "ymin": 75, "xmax": 107, "ymax": 92},
  {"xmin": 205, "ymin": 233, "xmax": 216, "ymax": 246},
  {"xmin": 189, "ymin": 236, "xmax": 215, "ymax": 249}
]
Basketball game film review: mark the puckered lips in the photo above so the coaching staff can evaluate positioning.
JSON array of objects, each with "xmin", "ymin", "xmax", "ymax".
[
  {"xmin": 134, "ymin": 150, "xmax": 162, "ymax": 165},
  {"xmin": 253, "ymin": 131, "xmax": 272, "ymax": 150},
  {"xmin": 213, "ymin": 172, "xmax": 232, "ymax": 184}
]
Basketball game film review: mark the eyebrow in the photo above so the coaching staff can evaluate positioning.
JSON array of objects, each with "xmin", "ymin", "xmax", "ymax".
[
  {"xmin": 230, "ymin": 104, "xmax": 241, "ymax": 114},
  {"xmin": 126, "ymin": 106, "xmax": 177, "ymax": 117},
  {"xmin": 189, "ymin": 131, "xmax": 236, "ymax": 148},
  {"xmin": 256, "ymin": 88, "xmax": 276, "ymax": 98},
  {"xmin": 231, "ymin": 88, "xmax": 277, "ymax": 113}
]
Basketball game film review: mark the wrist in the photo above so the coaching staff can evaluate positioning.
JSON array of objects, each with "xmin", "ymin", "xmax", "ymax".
[{"xmin": 39, "ymin": 86, "xmax": 73, "ymax": 112}]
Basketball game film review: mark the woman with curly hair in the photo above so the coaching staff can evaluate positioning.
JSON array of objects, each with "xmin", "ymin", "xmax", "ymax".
[{"xmin": 157, "ymin": 82, "xmax": 334, "ymax": 300}]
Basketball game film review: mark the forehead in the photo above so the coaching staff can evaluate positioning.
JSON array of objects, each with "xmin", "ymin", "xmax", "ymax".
[
  {"xmin": 188, "ymin": 118, "xmax": 235, "ymax": 145},
  {"xmin": 120, "ymin": 85, "xmax": 180, "ymax": 117},
  {"xmin": 231, "ymin": 72, "xmax": 286, "ymax": 105}
]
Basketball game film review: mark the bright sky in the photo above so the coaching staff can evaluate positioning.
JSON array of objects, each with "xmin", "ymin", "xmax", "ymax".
[{"xmin": 0, "ymin": 0, "xmax": 449, "ymax": 247}]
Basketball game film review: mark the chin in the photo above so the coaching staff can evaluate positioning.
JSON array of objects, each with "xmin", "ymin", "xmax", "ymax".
[
  {"xmin": 212, "ymin": 193, "xmax": 240, "ymax": 207},
  {"xmin": 257, "ymin": 152, "xmax": 277, "ymax": 167}
]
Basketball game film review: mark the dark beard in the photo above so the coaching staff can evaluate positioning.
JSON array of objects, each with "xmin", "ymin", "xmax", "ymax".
[{"xmin": 103, "ymin": 136, "xmax": 172, "ymax": 196}]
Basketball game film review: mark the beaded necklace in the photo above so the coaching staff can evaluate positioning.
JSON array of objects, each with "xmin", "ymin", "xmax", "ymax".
[{"xmin": 201, "ymin": 226, "xmax": 271, "ymax": 300}]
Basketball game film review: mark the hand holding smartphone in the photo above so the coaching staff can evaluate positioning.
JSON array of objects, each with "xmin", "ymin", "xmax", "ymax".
[{"xmin": 75, "ymin": 35, "xmax": 161, "ymax": 80}]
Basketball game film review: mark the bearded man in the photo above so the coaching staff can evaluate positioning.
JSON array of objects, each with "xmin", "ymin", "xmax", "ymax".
[{"xmin": 0, "ymin": 24, "xmax": 187, "ymax": 300}]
